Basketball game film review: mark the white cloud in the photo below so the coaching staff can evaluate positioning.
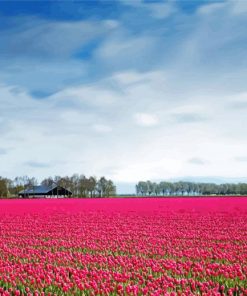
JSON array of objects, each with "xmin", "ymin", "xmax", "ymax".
[
  {"xmin": 92, "ymin": 124, "xmax": 112, "ymax": 133},
  {"xmin": 111, "ymin": 158, "xmax": 182, "ymax": 183},
  {"xmin": 103, "ymin": 20, "xmax": 119, "ymax": 29},
  {"xmin": 230, "ymin": 0, "xmax": 247, "ymax": 15},
  {"xmin": 134, "ymin": 113, "xmax": 159, "ymax": 127},
  {"xmin": 1, "ymin": 74, "xmax": 247, "ymax": 188},
  {"xmin": 120, "ymin": 0, "xmax": 176, "ymax": 19},
  {"xmin": 0, "ymin": 17, "xmax": 119, "ymax": 95},
  {"xmin": 113, "ymin": 71, "xmax": 148, "ymax": 85},
  {"xmin": 148, "ymin": 2, "xmax": 176, "ymax": 19},
  {"xmin": 197, "ymin": 2, "xmax": 226, "ymax": 15},
  {"xmin": 96, "ymin": 33, "xmax": 157, "ymax": 63},
  {"xmin": 0, "ymin": 18, "xmax": 117, "ymax": 58}
]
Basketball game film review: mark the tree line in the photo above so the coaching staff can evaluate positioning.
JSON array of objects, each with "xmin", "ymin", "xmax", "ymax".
[
  {"xmin": 136, "ymin": 180, "xmax": 247, "ymax": 196},
  {"xmin": 0, "ymin": 175, "xmax": 116, "ymax": 198}
]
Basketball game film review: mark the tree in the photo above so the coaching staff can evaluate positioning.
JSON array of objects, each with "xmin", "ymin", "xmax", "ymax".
[
  {"xmin": 78, "ymin": 175, "xmax": 87, "ymax": 197},
  {"xmin": 159, "ymin": 181, "xmax": 167, "ymax": 195},
  {"xmin": 146, "ymin": 181, "xmax": 154, "ymax": 195},
  {"xmin": 41, "ymin": 177, "xmax": 54, "ymax": 187},
  {"xmin": 70, "ymin": 174, "xmax": 80, "ymax": 197},
  {"xmin": 96, "ymin": 177, "xmax": 107, "ymax": 197},
  {"xmin": 105, "ymin": 180, "xmax": 116, "ymax": 197},
  {"xmin": 87, "ymin": 176, "xmax": 97, "ymax": 198},
  {"xmin": 136, "ymin": 180, "xmax": 247, "ymax": 197},
  {"xmin": 153, "ymin": 182, "xmax": 161, "ymax": 196},
  {"xmin": 0, "ymin": 177, "xmax": 9, "ymax": 198},
  {"xmin": 95, "ymin": 177, "xmax": 116, "ymax": 197},
  {"xmin": 136, "ymin": 181, "xmax": 148, "ymax": 196}
]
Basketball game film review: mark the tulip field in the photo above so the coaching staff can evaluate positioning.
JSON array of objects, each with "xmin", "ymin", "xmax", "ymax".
[{"xmin": 0, "ymin": 198, "xmax": 246, "ymax": 295}]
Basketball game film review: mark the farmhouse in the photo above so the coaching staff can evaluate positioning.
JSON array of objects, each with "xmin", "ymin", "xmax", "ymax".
[{"xmin": 18, "ymin": 184, "xmax": 72, "ymax": 198}]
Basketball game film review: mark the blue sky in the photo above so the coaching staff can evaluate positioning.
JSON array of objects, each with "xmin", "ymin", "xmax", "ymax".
[{"xmin": 1, "ymin": 0, "xmax": 247, "ymax": 193}]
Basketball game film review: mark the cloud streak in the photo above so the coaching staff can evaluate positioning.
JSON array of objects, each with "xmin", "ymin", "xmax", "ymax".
[
  {"xmin": 172, "ymin": 113, "xmax": 208, "ymax": 124},
  {"xmin": 188, "ymin": 158, "xmax": 207, "ymax": 165},
  {"xmin": 25, "ymin": 161, "xmax": 51, "ymax": 168},
  {"xmin": 0, "ymin": 148, "xmax": 7, "ymax": 155}
]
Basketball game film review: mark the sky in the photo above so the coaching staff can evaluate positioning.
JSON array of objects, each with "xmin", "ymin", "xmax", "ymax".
[{"xmin": 1, "ymin": 0, "xmax": 247, "ymax": 193}]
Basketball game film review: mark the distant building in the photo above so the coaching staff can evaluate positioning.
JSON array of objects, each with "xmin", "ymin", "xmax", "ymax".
[{"xmin": 18, "ymin": 184, "xmax": 72, "ymax": 198}]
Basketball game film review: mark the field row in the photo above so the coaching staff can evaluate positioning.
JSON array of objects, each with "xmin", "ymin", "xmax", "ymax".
[{"xmin": 0, "ymin": 198, "xmax": 246, "ymax": 295}]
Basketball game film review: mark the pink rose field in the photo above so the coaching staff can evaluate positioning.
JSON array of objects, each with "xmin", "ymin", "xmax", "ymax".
[{"xmin": 0, "ymin": 198, "xmax": 246, "ymax": 296}]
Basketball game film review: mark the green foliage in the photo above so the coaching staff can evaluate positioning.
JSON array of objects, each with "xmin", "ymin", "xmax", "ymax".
[
  {"xmin": 136, "ymin": 180, "xmax": 247, "ymax": 196},
  {"xmin": 0, "ymin": 177, "xmax": 9, "ymax": 197}
]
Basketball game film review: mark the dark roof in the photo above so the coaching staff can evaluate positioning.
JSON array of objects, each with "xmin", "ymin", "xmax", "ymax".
[{"xmin": 19, "ymin": 184, "xmax": 70, "ymax": 194}]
